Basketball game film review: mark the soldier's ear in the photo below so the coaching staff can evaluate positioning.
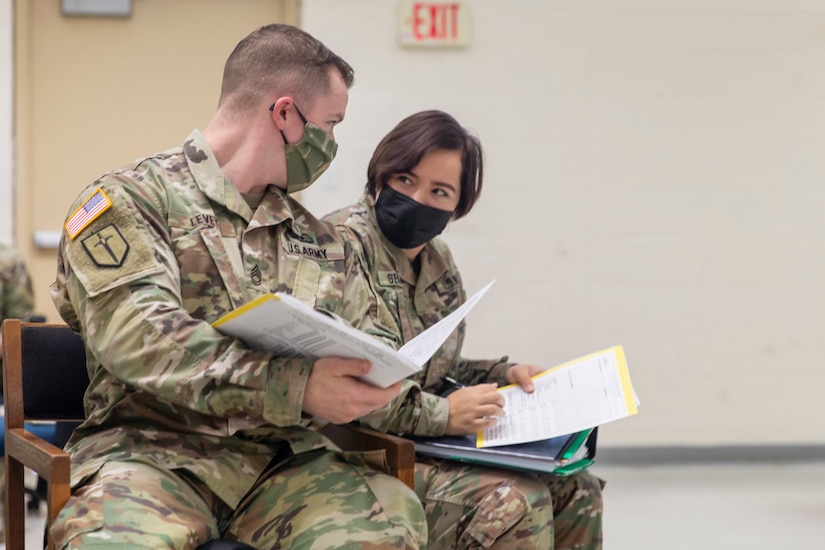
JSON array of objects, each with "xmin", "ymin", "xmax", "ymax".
[{"xmin": 269, "ymin": 97, "xmax": 295, "ymax": 131}]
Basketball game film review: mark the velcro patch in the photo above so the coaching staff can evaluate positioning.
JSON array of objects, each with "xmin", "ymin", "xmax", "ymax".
[
  {"xmin": 377, "ymin": 270, "xmax": 402, "ymax": 287},
  {"xmin": 65, "ymin": 188, "xmax": 112, "ymax": 240},
  {"xmin": 81, "ymin": 224, "xmax": 130, "ymax": 267},
  {"xmin": 66, "ymin": 186, "xmax": 162, "ymax": 298}
]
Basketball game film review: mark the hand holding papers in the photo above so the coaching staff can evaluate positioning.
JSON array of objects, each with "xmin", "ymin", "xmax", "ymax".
[
  {"xmin": 478, "ymin": 346, "xmax": 637, "ymax": 447},
  {"xmin": 412, "ymin": 347, "xmax": 636, "ymax": 474},
  {"xmin": 212, "ymin": 281, "xmax": 495, "ymax": 388}
]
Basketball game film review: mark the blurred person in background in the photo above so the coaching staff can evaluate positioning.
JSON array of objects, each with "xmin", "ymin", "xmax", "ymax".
[
  {"xmin": 0, "ymin": 243, "xmax": 36, "ymax": 357},
  {"xmin": 0, "ymin": 243, "xmax": 37, "ymax": 540}
]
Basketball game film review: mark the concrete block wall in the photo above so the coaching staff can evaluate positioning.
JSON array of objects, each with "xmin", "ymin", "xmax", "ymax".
[{"xmin": 302, "ymin": 0, "xmax": 825, "ymax": 447}]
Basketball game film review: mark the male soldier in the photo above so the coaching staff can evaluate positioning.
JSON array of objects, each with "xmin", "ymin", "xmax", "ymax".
[{"xmin": 49, "ymin": 24, "xmax": 426, "ymax": 549}]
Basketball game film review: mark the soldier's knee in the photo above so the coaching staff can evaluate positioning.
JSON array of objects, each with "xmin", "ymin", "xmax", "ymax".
[
  {"xmin": 462, "ymin": 480, "xmax": 553, "ymax": 549},
  {"xmin": 368, "ymin": 474, "xmax": 428, "ymax": 546},
  {"xmin": 574, "ymin": 471, "xmax": 605, "ymax": 516}
]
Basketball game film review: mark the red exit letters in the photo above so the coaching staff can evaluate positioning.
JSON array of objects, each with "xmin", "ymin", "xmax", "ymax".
[{"xmin": 411, "ymin": 3, "xmax": 461, "ymax": 42}]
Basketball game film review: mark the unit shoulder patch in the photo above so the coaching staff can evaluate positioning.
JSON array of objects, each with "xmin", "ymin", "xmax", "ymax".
[{"xmin": 81, "ymin": 224, "xmax": 130, "ymax": 267}]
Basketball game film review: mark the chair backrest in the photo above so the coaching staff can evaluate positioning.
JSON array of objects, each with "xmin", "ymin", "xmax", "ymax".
[
  {"xmin": 2, "ymin": 319, "xmax": 90, "ymax": 550},
  {"xmin": 2, "ymin": 319, "xmax": 88, "ymax": 424}
]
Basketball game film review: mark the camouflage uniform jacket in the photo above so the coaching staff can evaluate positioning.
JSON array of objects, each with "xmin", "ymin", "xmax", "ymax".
[
  {"xmin": 50, "ymin": 131, "xmax": 399, "ymax": 509},
  {"xmin": 325, "ymin": 193, "xmax": 514, "ymax": 438},
  {"xmin": 0, "ymin": 243, "xmax": 36, "ymax": 322}
]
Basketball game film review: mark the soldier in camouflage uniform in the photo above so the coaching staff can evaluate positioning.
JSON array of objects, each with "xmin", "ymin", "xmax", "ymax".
[
  {"xmin": 325, "ymin": 111, "xmax": 604, "ymax": 549},
  {"xmin": 0, "ymin": 243, "xmax": 36, "ymax": 365},
  {"xmin": 0, "ymin": 244, "xmax": 36, "ymax": 331},
  {"xmin": 48, "ymin": 24, "xmax": 426, "ymax": 549}
]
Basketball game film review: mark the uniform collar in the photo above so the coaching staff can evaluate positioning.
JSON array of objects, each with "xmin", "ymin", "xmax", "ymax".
[{"xmin": 183, "ymin": 129, "xmax": 294, "ymax": 227}]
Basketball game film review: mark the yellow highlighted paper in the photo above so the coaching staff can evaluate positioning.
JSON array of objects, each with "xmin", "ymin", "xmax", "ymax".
[{"xmin": 477, "ymin": 346, "xmax": 639, "ymax": 448}]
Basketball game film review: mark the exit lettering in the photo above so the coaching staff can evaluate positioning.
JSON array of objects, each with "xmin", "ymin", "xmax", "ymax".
[
  {"xmin": 399, "ymin": 0, "xmax": 469, "ymax": 48},
  {"xmin": 412, "ymin": 3, "xmax": 460, "ymax": 41}
]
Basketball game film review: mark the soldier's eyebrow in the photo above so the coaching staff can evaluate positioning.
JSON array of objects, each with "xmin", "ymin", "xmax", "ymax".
[
  {"xmin": 433, "ymin": 181, "xmax": 457, "ymax": 194},
  {"xmin": 407, "ymin": 169, "xmax": 457, "ymax": 194}
]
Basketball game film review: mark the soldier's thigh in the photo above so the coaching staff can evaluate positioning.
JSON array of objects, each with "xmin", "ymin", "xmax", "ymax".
[
  {"xmin": 52, "ymin": 460, "xmax": 219, "ymax": 549},
  {"xmin": 228, "ymin": 450, "xmax": 426, "ymax": 550},
  {"xmin": 415, "ymin": 459, "xmax": 553, "ymax": 549}
]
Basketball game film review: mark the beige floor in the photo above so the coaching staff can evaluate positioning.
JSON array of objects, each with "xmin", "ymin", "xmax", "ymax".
[
  {"xmin": 5, "ymin": 461, "xmax": 824, "ymax": 549},
  {"xmin": 594, "ymin": 462, "xmax": 825, "ymax": 550}
]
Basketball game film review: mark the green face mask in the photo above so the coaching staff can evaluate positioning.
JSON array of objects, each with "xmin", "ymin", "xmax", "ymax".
[{"xmin": 278, "ymin": 105, "xmax": 338, "ymax": 194}]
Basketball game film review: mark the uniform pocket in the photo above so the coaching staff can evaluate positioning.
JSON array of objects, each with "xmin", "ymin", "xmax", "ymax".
[
  {"xmin": 461, "ymin": 483, "xmax": 527, "ymax": 549},
  {"xmin": 50, "ymin": 470, "xmax": 105, "ymax": 547}
]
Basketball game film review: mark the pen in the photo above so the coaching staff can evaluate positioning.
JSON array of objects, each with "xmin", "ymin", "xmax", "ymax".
[{"xmin": 439, "ymin": 375, "xmax": 466, "ymax": 397}]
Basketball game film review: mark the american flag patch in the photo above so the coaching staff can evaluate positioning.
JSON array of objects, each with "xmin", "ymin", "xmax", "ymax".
[{"xmin": 65, "ymin": 188, "xmax": 112, "ymax": 240}]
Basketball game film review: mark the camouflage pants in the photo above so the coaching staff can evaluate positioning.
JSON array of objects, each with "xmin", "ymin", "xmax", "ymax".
[
  {"xmin": 414, "ymin": 459, "xmax": 604, "ymax": 550},
  {"xmin": 540, "ymin": 470, "xmax": 604, "ymax": 550},
  {"xmin": 51, "ymin": 450, "xmax": 427, "ymax": 549}
]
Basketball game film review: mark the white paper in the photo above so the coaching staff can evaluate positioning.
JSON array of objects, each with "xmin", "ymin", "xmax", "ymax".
[
  {"xmin": 398, "ymin": 280, "xmax": 495, "ymax": 366},
  {"xmin": 213, "ymin": 282, "xmax": 494, "ymax": 388},
  {"xmin": 479, "ymin": 347, "xmax": 637, "ymax": 447}
]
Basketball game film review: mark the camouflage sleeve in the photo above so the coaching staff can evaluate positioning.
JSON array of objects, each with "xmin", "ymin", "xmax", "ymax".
[
  {"xmin": 51, "ymin": 180, "xmax": 313, "ymax": 427},
  {"xmin": 358, "ymin": 379, "xmax": 450, "ymax": 437},
  {"xmin": 359, "ymin": 352, "xmax": 515, "ymax": 437},
  {"xmin": 431, "ymin": 320, "xmax": 515, "ymax": 389},
  {"xmin": 0, "ymin": 248, "xmax": 36, "ymax": 321},
  {"xmin": 455, "ymin": 357, "xmax": 515, "ymax": 386},
  {"xmin": 362, "ymin": 325, "xmax": 515, "ymax": 435}
]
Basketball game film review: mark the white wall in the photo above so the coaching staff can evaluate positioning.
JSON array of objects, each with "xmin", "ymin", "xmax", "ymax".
[{"xmin": 302, "ymin": 0, "xmax": 825, "ymax": 447}]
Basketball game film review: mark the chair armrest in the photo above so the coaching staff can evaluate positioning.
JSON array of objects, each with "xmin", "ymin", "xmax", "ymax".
[
  {"xmin": 5, "ymin": 427, "xmax": 73, "ymax": 550},
  {"xmin": 320, "ymin": 423, "xmax": 415, "ymax": 490},
  {"xmin": 6, "ymin": 428, "xmax": 71, "ymax": 482}
]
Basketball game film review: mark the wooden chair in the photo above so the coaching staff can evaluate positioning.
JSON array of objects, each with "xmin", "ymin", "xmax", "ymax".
[
  {"xmin": 320, "ymin": 422, "xmax": 414, "ymax": 489},
  {"xmin": 1, "ymin": 319, "xmax": 415, "ymax": 550}
]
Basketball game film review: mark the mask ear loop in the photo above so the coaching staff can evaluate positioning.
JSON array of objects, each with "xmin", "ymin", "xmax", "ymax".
[{"xmin": 269, "ymin": 102, "xmax": 308, "ymax": 144}]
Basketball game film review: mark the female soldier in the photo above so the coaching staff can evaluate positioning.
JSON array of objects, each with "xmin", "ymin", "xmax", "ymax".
[{"xmin": 324, "ymin": 110, "xmax": 604, "ymax": 550}]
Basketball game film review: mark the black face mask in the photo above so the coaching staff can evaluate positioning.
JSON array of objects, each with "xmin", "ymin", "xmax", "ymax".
[{"xmin": 375, "ymin": 185, "xmax": 454, "ymax": 249}]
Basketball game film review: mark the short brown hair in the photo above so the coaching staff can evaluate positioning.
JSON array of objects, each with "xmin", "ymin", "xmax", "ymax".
[
  {"xmin": 366, "ymin": 110, "xmax": 484, "ymax": 220},
  {"xmin": 218, "ymin": 24, "xmax": 354, "ymax": 112}
]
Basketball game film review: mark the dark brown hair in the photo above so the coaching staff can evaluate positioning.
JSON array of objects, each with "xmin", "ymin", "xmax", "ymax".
[
  {"xmin": 366, "ymin": 110, "xmax": 483, "ymax": 220},
  {"xmin": 218, "ymin": 24, "xmax": 354, "ymax": 112}
]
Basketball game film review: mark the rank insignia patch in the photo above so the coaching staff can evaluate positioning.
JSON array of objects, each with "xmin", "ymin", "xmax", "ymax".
[
  {"xmin": 81, "ymin": 224, "xmax": 130, "ymax": 267},
  {"xmin": 65, "ymin": 188, "xmax": 112, "ymax": 240}
]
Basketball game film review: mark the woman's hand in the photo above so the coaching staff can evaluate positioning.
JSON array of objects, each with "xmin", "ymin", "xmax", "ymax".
[
  {"xmin": 444, "ymin": 383, "xmax": 504, "ymax": 435},
  {"xmin": 505, "ymin": 364, "xmax": 545, "ymax": 393}
]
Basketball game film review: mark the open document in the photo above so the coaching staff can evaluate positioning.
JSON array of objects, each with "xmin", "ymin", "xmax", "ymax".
[
  {"xmin": 212, "ymin": 281, "xmax": 495, "ymax": 388},
  {"xmin": 477, "ymin": 346, "xmax": 638, "ymax": 447},
  {"xmin": 397, "ymin": 280, "xmax": 495, "ymax": 364}
]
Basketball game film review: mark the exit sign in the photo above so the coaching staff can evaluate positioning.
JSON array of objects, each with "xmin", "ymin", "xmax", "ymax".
[{"xmin": 398, "ymin": 1, "xmax": 470, "ymax": 48}]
